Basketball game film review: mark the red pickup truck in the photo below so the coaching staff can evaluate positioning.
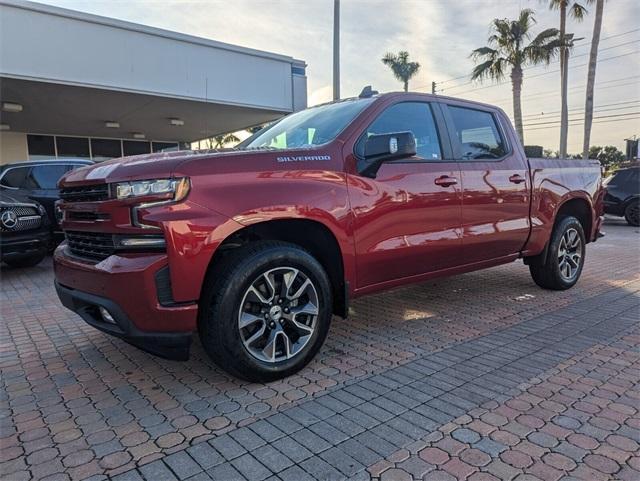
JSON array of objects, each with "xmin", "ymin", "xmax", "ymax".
[{"xmin": 54, "ymin": 91, "xmax": 604, "ymax": 381}]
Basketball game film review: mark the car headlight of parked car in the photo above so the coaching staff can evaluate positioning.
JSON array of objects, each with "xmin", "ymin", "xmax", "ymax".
[{"xmin": 115, "ymin": 178, "xmax": 190, "ymax": 202}]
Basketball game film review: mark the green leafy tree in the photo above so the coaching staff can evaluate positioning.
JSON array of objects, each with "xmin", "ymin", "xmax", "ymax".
[
  {"xmin": 588, "ymin": 145, "xmax": 625, "ymax": 168},
  {"xmin": 381, "ymin": 51, "xmax": 421, "ymax": 92},
  {"xmin": 471, "ymin": 9, "xmax": 562, "ymax": 143},
  {"xmin": 208, "ymin": 133, "xmax": 240, "ymax": 149}
]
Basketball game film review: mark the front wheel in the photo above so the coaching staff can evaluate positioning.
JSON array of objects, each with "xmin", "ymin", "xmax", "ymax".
[
  {"xmin": 624, "ymin": 200, "xmax": 640, "ymax": 226},
  {"xmin": 529, "ymin": 216, "xmax": 586, "ymax": 290},
  {"xmin": 199, "ymin": 241, "xmax": 332, "ymax": 382}
]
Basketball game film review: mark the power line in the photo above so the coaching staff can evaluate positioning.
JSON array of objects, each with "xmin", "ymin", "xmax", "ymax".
[
  {"xmin": 522, "ymin": 99, "xmax": 640, "ymax": 119},
  {"xmin": 436, "ymin": 39, "xmax": 639, "ymax": 92},
  {"xmin": 522, "ymin": 102, "xmax": 640, "ymax": 120},
  {"xmin": 484, "ymin": 79, "xmax": 640, "ymax": 105},
  {"xmin": 524, "ymin": 111, "xmax": 640, "ymax": 127},
  {"xmin": 441, "ymin": 51, "xmax": 638, "ymax": 97},
  {"xmin": 432, "ymin": 27, "xmax": 640, "ymax": 87},
  {"xmin": 524, "ymin": 116, "xmax": 640, "ymax": 131}
]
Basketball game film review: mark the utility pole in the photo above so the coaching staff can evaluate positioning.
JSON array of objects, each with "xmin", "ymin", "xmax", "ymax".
[
  {"xmin": 431, "ymin": 81, "xmax": 436, "ymax": 94},
  {"xmin": 333, "ymin": 0, "xmax": 340, "ymax": 101}
]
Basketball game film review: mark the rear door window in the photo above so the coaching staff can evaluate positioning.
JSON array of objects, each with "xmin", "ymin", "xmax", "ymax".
[{"xmin": 448, "ymin": 106, "xmax": 507, "ymax": 160}]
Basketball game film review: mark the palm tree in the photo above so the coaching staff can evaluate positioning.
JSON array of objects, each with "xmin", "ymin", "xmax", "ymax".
[
  {"xmin": 381, "ymin": 51, "xmax": 420, "ymax": 92},
  {"xmin": 208, "ymin": 133, "xmax": 240, "ymax": 149},
  {"xmin": 549, "ymin": 0, "xmax": 591, "ymax": 158},
  {"xmin": 471, "ymin": 9, "xmax": 561, "ymax": 143},
  {"xmin": 582, "ymin": 0, "xmax": 604, "ymax": 160}
]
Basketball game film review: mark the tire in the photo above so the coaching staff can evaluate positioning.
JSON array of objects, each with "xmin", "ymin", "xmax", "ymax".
[
  {"xmin": 199, "ymin": 241, "xmax": 333, "ymax": 382},
  {"xmin": 529, "ymin": 216, "xmax": 586, "ymax": 290},
  {"xmin": 3, "ymin": 252, "xmax": 46, "ymax": 268},
  {"xmin": 624, "ymin": 200, "xmax": 640, "ymax": 226}
]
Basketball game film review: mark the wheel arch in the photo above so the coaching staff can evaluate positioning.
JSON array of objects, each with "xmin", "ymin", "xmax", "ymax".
[
  {"xmin": 201, "ymin": 218, "xmax": 349, "ymax": 318},
  {"xmin": 554, "ymin": 195, "xmax": 593, "ymax": 242}
]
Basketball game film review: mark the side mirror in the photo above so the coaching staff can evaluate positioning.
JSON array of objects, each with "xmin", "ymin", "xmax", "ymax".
[{"xmin": 359, "ymin": 132, "xmax": 417, "ymax": 178}]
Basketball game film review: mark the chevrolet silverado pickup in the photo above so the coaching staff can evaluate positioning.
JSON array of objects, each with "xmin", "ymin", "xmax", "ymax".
[{"xmin": 54, "ymin": 91, "xmax": 604, "ymax": 381}]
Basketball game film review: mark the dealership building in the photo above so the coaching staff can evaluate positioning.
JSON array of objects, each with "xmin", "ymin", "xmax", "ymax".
[{"xmin": 0, "ymin": 0, "xmax": 307, "ymax": 164}]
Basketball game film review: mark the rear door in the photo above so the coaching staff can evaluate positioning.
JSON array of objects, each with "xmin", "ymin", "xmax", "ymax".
[
  {"xmin": 442, "ymin": 103, "xmax": 530, "ymax": 264},
  {"xmin": 348, "ymin": 100, "xmax": 463, "ymax": 288}
]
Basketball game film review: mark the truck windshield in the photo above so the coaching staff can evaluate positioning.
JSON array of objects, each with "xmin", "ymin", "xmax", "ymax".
[{"xmin": 240, "ymin": 98, "xmax": 374, "ymax": 150}]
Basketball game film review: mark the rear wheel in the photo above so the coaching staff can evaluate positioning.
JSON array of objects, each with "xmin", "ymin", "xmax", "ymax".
[
  {"xmin": 3, "ymin": 252, "xmax": 46, "ymax": 268},
  {"xmin": 624, "ymin": 200, "xmax": 640, "ymax": 226},
  {"xmin": 199, "ymin": 241, "xmax": 332, "ymax": 382},
  {"xmin": 529, "ymin": 216, "xmax": 586, "ymax": 290}
]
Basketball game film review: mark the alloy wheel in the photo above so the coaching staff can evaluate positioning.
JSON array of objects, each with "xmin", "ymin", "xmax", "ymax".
[
  {"xmin": 558, "ymin": 227, "xmax": 583, "ymax": 281},
  {"xmin": 238, "ymin": 267, "xmax": 319, "ymax": 363}
]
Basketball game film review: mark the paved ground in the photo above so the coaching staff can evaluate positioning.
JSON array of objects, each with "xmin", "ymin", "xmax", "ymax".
[{"xmin": 1, "ymin": 217, "xmax": 638, "ymax": 481}]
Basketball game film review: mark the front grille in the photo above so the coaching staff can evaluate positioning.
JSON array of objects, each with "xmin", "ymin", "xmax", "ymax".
[
  {"xmin": 65, "ymin": 231, "xmax": 116, "ymax": 261},
  {"xmin": 0, "ymin": 206, "xmax": 42, "ymax": 232},
  {"xmin": 60, "ymin": 184, "xmax": 110, "ymax": 202}
]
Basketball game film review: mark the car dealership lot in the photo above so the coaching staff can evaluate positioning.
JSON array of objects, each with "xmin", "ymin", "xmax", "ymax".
[{"xmin": 1, "ymin": 217, "xmax": 638, "ymax": 481}]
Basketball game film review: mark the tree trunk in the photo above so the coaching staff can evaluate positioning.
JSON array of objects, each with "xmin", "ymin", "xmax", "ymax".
[
  {"xmin": 559, "ymin": 4, "xmax": 569, "ymax": 158},
  {"xmin": 404, "ymin": 79, "xmax": 408, "ymax": 92},
  {"xmin": 583, "ymin": 0, "xmax": 604, "ymax": 160},
  {"xmin": 511, "ymin": 66, "xmax": 524, "ymax": 144}
]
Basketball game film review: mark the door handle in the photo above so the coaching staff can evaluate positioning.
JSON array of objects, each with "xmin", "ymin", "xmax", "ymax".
[
  {"xmin": 509, "ymin": 174, "xmax": 526, "ymax": 184},
  {"xmin": 434, "ymin": 175, "xmax": 458, "ymax": 187}
]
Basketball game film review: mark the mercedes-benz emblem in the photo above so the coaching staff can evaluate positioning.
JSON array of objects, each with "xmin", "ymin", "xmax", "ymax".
[{"xmin": 1, "ymin": 210, "xmax": 18, "ymax": 229}]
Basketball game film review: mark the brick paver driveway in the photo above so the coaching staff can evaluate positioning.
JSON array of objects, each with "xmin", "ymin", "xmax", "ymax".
[{"xmin": 1, "ymin": 217, "xmax": 638, "ymax": 481}]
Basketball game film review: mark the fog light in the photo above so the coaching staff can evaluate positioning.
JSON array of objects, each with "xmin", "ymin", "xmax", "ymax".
[
  {"xmin": 99, "ymin": 306, "xmax": 116, "ymax": 324},
  {"xmin": 118, "ymin": 237, "xmax": 166, "ymax": 248}
]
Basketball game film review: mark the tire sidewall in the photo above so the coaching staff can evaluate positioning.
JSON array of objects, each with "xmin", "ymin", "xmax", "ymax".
[
  {"xmin": 204, "ymin": 245, "xmax": 332, "ymax": 380},
  {"xmin": 624, "ymin": 200, "xmax": 640, "ymax": 226},
  {"xmin": 548, "ymin": 216, "xmax": 586, "ymax": 289}
]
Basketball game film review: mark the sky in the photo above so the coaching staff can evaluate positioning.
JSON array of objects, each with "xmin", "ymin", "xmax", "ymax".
[{"xmin": 42, "ymin": 0, "xmax": 640, "ymax": 153}]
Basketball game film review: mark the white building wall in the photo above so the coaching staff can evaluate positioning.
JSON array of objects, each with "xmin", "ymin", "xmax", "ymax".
[
  {"xmin": 0, "ymin": 1, "xmax": 303, "ymax": 112},
  {"xmin": 0, "ymin": 132, "xmax": 28, "ymax": 164}
]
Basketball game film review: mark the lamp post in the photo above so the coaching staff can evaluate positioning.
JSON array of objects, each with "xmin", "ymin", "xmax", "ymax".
[{"xmin": 333, "ymin": 0, "xmax": 340, "ymax": 100}]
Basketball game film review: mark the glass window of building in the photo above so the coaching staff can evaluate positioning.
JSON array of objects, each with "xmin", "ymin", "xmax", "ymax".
[
  {"xmin": 27, "ymin": 135, "xmax": 56, "ymax": 160},
  {"xmin": 123, "ymin": 140, "xmax": 151, "ymax": 156},
  {"xmin": 152, "ymin": 142, "xmax": 179, "ymax": 153},
  {"xmin": 56, "ymin": 137, "xmax": 91, "ymax": 158},
  {"xmin": 91, "ymin": 138, "xmax": 122, "ymax": 161}
]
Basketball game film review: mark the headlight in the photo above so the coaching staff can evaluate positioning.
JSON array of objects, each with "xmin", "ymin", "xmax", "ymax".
[{"xmin": 115, "ymin": 178, "xmax": 190, "ymax": 201}]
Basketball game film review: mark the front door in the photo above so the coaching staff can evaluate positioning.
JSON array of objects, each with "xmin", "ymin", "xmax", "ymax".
[
  {"xmin": 443, "ymin": 103, "xmax": 531, "ymax": 264},
  {"xmin": 348, "ymin": 101, "xmax": 463, "ymax": 289}
]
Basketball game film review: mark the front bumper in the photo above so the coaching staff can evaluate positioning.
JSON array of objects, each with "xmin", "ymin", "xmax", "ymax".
[
  {"xmin": 1, "ymin": 229, "xmax": 51, "ymax": 260},
  {"xmin": 54, "ymin": 244, "xmax": 198, "ymax": 360}
]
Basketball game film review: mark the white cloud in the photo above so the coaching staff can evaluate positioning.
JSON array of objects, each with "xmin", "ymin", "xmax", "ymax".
[{"xmin": 42, "ymin": 0, "xmax": 640, "ymax": 151}]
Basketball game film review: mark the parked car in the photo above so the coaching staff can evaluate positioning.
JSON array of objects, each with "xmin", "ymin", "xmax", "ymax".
[
  {"xmin": 53, "ymin": 91, "xmax": 604, "ymax": 381},
  {"xmin": 0, "ymin": 159, "xmax": 93, "ymax": 239},
  {"xmin": 603, "ymin": 165, "xmax": 639, "ymax": 226},
  {"xmin": 0, "ymin": 189, "xmax": 51, "ymax": 267}
]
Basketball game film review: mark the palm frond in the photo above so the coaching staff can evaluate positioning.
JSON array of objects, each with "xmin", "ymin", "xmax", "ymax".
[
  {"xmin": 569, "ymin": 2, "xmax": 588, "ymax": 20},
  {"xmin": 470, "ymin": 46, "xmax": 498, "ymax": 60},
  {"xmin": 529, "ymin": 28, "xmax": 560, "ymax": 46}
]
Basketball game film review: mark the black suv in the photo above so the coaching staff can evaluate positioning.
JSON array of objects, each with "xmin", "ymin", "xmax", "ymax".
[
  {"xmin": 0, "ymin": 190, "xmax": 51, "ymax": 267},
  {"xmin": 603, "ymin": 165, "xmax": 640, "ymax": 226},
  {"xmin": 0, "ymin": 160, "xmax": 93, "ymax": 239}
]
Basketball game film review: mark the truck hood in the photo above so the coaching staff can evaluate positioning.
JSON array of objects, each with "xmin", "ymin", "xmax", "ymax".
[
  {"xmin": 60, "ymin": 147, "xmax": 334, "ymax": 185},
  {"xmin": 61, "ymin": 150, "xmax": 207, "ymax": 185}
]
